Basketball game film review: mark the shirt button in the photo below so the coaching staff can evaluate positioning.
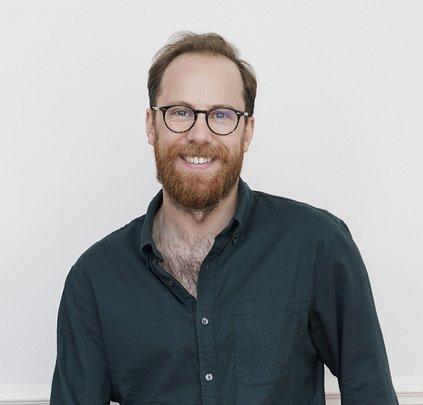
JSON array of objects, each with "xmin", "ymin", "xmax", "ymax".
[
  {"xmin": 205, "ymin": 373, "xmax": 213, "ymax": 381},
  {"xmin": 168, "ymin": 279, "xmax": 174, "ymax": 286},
  {"xmin": 201, "ymin": 317, "xmax": 209, "ymax": 325}
]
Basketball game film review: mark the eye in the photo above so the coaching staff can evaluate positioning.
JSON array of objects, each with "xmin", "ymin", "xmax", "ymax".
[
  {"xmin": 210, "ymin": 109, "xmax": 236, "ymax": 121},
  {"xmin": 167, "ymin": 106, "xmax": 194, "ymax": 119}
]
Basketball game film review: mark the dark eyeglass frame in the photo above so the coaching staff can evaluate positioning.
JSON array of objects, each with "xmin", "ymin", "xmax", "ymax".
[{"xmin": 151, "ymin": 105, "xmax": 250, "ymax": 136}]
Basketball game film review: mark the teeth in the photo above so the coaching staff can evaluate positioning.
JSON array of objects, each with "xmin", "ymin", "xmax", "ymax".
[{"xmin": 184, "ymin": 156, "xmax": 212, "ymax": 164}]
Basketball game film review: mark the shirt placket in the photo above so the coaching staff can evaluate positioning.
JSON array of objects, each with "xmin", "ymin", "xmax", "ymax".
[{"xmin": 196, "ymin": 257, "xmax": 219, "ymax": 405}]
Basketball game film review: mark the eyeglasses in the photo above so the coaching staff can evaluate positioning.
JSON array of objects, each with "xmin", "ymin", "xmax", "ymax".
[{"xmin": 151, "ymin": 105, "xmax": 250, "ymax": 136}]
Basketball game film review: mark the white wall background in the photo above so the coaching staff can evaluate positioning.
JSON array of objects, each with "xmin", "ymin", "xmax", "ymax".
[{"xmin": 1, "ymin": 0, "xmax": 422, "ymax": 402}]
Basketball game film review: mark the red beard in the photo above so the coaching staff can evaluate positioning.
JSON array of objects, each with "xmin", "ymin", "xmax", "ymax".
[{"xmin": 154, "ymin": 137, "xmax": 244, "ymax": 213}]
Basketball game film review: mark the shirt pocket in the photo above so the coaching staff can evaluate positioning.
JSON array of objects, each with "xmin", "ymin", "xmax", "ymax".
[{"xmin": 234, "ymin": 298, "xmax": 302, "ymax": 386}]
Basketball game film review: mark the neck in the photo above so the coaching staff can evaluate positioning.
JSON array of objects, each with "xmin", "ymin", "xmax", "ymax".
[{"xmin": 154, "ymin": 181, "xmax": 239, "ymax": 241}]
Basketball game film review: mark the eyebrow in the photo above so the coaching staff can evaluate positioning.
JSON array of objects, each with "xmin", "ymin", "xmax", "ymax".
[{"xmin": 164, "ymin": 101, "xmax": 242, "ymax": 111}]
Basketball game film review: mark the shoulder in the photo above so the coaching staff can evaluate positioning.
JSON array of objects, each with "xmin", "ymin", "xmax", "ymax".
[
  {"xmin": 69, "ymin": 215, "xmax": 146, "ymax": 280},
  {"xmin": 249, "ymin": 189, "xmax": 352, "ymax": 242},
  {"xmin": 248, "ymin": 190, "xmax": 359, "ymax": 270}
]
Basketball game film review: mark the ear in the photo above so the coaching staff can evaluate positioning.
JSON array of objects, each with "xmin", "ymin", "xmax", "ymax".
[
  {"xmin": 242, "ymin": 116, "xmax": 255, "ymax": 153},
  {"xmin": 145, "ymin": 108, "xmax": 156, "ymax": 146}
]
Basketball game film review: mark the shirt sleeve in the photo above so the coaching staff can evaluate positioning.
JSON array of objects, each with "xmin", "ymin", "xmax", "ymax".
[
  {"xmin": 310, "ymin": 221, "xmax": 399, "ymax": 405},
  {"xmin": 50, "ymin": 263, "xmax": 113, "ymax": 405}
]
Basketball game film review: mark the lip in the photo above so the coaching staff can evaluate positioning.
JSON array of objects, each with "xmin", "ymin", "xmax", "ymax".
[{"xmin": 177, "ymin": 155, "xmax": 216, "ymax": 171}]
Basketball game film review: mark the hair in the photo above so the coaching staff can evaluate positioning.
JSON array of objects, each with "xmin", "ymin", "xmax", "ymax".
[{"xmin": 148, "ymin": 32, "xmax": 257, "ymax": 115}]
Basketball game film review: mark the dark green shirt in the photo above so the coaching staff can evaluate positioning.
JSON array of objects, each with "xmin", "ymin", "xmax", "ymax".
[{"xmin": 51, "ymin": 180, "xmax": 398, "ymax": 405}]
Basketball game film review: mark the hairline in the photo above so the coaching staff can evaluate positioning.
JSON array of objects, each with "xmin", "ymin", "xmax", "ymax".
[{"xmin": 155, "ymin": 52, "xmax": 246, "ymax": 110}]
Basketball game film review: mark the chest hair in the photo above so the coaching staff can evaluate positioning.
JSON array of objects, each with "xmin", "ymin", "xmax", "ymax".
[{"xmin": 155, "ymin": 234, "xmax": 213, "ymax": 298}]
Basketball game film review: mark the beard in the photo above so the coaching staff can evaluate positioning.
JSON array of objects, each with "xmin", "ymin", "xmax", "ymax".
[{"xmin": 153, "ymin": 134, "xmax": 245, "ymax": 213}]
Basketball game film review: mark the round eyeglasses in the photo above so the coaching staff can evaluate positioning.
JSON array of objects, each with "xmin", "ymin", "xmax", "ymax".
[{"xmin": 151, "ymin": 105, "xmax": 250, "ymax": 136}]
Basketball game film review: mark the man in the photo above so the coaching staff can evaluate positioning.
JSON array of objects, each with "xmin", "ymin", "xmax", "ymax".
[{"xmin": 51, "ymin": 32, "xmax": 398, "ymax": 404}]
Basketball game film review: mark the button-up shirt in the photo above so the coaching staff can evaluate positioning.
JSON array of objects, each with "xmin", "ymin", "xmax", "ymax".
[{"xmin": 50, "ymin": 180, "xmax": 398, "ymax": 405}]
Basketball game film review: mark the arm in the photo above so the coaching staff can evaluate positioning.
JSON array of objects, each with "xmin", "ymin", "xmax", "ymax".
[
  {"xmin": 50, "ymin": 263, "xmax": 112, "ymax": 405},
  {"xmin": 310, "ymin": 221, "xmax": 398, "ymax": 405}
]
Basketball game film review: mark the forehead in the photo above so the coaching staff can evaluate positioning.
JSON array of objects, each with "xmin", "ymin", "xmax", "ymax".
[{"xmin": 158, "ymin": 53, "xmax": 245, "ymax": 109}]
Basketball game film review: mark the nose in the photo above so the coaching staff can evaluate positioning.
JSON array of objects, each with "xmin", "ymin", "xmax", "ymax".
[{"xmin": 185, "ymin": 112, "xmax": 213, "ymax": 144}]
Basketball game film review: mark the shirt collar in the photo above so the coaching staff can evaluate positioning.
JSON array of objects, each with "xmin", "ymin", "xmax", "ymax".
[
  {"xmin": 139, "ymin": 189, "xmax": 163, "ymax": 256},
  {"xmin": 231, "ymin": 178, "xmax": 254, "ymax": 234},
  {"xmin": 139, "ymin": 178, "xmax": 254, "ymax": 255}
]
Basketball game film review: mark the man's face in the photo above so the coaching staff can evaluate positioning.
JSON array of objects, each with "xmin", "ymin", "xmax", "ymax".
[{"xmin": 146, "ymin": 53, "xmax": 254, "ymax": 212}]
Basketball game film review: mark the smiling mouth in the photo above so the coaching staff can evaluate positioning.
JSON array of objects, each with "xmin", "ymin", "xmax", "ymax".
[{"xmin": 183, "ymin": 156, "xmax": 212, "ymax": 165}]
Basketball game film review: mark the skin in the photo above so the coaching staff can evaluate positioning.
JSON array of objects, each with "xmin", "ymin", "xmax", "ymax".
[{"xmin": 145, "ymin": 53, "xmax": 255, "ymax": 242}]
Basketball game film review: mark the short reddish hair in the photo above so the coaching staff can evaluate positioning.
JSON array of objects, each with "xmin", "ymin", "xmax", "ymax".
[{"xmin": 148, "ymin": 32, "xmax": 257, "ymax": 115}]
